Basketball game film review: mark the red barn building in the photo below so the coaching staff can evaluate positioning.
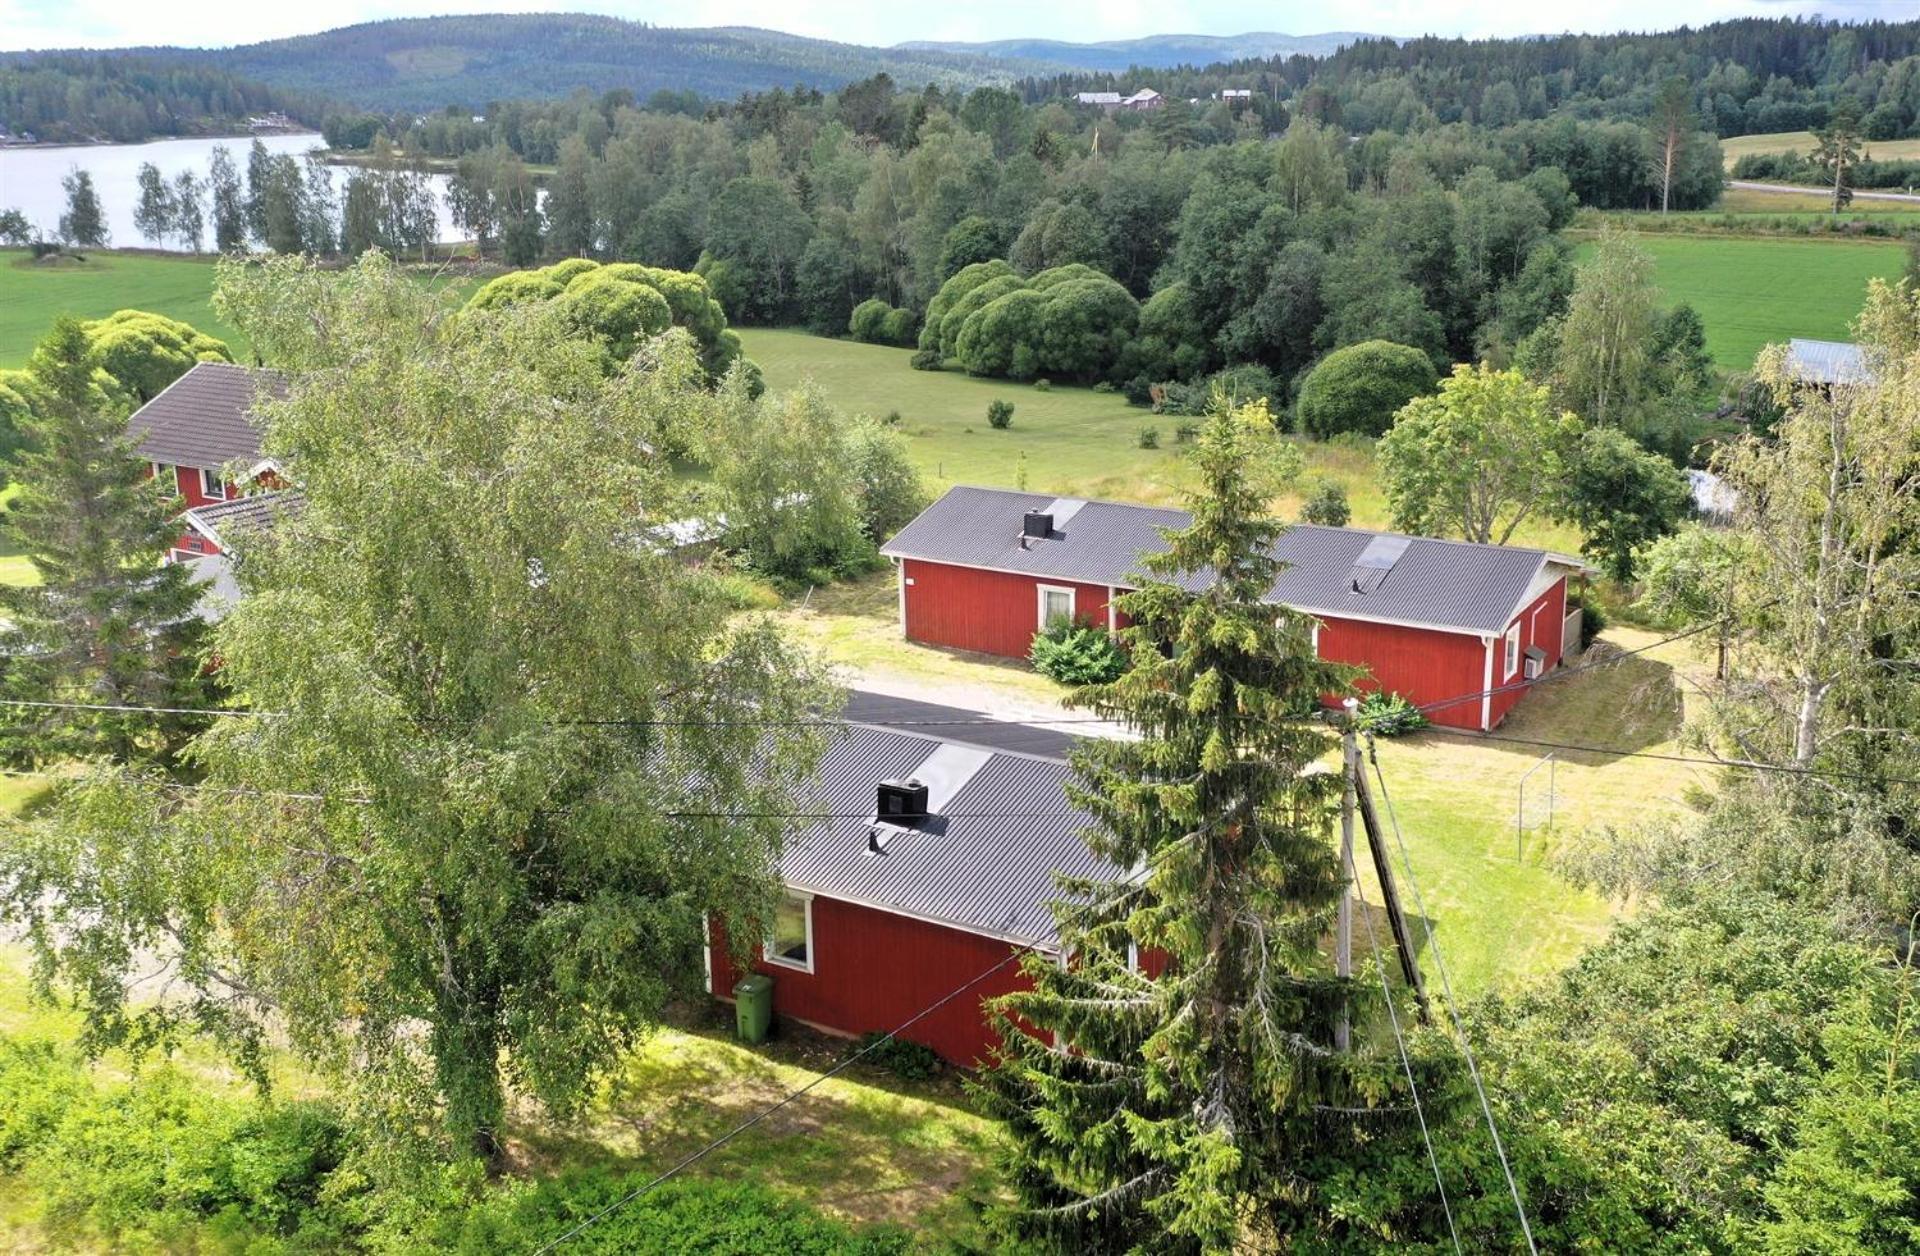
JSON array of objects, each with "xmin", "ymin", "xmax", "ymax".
[
  {"xmin": 880, "ymin": 486, "xmax": 1589, "ymax": 731},
  {"xmin": 125, "ymin": 362, "xmax": 287, "ymax": 562},
  {"xmin": 706, "ymin": 698, "xmax": 1117, "ymax": 1066}
]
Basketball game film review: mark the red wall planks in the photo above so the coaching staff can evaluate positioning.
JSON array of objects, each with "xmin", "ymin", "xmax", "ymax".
[
  {"xmin": 901, "ymin": 559, "xmax": 1114, "ymax": 659},
  {"xmin": 1315, "ymin": 613, "xmax": 1490, "ymax": 731},
  {"xmin": 1486, "ymin": 576, "xmax": 1567, "ymax": 729},
  {"xmin": 710, "ymin": 898, "xmax": 1037, "ymax": 1066}
]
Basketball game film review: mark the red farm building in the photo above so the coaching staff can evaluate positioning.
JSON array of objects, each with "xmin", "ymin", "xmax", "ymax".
[
  {"xmin": 706, "ymin": 694, "xmax": 1117, "ymax": 1067},
  {"xmin": 125, "ymin": 362, "xmax": 288, "ymax": 563},
  {"xmin": 879, "ymin": 486, "xmax": 1590, "ymax": 731}
]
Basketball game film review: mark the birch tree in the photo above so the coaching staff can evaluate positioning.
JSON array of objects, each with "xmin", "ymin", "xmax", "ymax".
[{"xmin": 1647, "ymin": 77, "xmax": 1694, "ymax": 215}]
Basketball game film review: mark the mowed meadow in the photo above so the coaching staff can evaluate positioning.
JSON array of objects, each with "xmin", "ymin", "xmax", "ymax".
[{"xmin": 1571, "ymin": 232, "xmax": 1907, "ymax": 370}]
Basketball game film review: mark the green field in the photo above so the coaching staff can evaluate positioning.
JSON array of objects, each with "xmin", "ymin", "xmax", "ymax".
[
  {"xmin": 1573, "ymin": 233, "xmax": 1906, "ymax": 370},
  {"xmin": 1721, "ymin": 129, "xmax": 1920, "ymax": 169},
  {"xmin": 739, "ymin": 328, "xmax": 1586, "ymax": 550},
  {"xmin": 0, "ymin": 249, "xmax": 242, "ymax": 367}
]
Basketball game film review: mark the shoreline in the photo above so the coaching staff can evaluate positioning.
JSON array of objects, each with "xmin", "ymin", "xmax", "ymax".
[{"xmin": 0, "ymin": 128, "xmax": 319, "ymax": 153}]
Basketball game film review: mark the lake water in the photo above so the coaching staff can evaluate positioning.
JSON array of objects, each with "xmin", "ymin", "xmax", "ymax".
[{"xmin": 0, "ymin": 133, "xmax": 460, "ymax": 249}]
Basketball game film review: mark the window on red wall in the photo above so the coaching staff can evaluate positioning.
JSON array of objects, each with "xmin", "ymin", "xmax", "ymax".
[
  {"xmin": 199, "ymin": 468, "xmax": 226, "ymax": 500},
  {"xmin": 763, "ymin": 891, "xmax": 813, "ymax": 973},
  {"xmin": 1503, "ymin": 623, "xmax": 1521, "ymax": 679}
]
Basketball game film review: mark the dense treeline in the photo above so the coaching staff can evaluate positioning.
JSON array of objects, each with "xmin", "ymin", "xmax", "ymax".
[
  {"xmin": 0, "ymin": 54, "xmax": 314, "ymax": 143},
  {"xmin": 1023, "ymin": 17, "xmax": 1920, "ymax": 141}
]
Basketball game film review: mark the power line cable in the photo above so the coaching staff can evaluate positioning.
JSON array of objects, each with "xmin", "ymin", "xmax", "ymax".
[
  {"xmin": 1352, "ymin": 866, "xmax": 1460, "ymax": 1254},
  {"xmin": 1366, "ymin": 738, "xmax": 1537, "ymax": 1255},
  {"xmin": 1412, "ymin": 618, "xmax": 1724, "ymax": 719}
]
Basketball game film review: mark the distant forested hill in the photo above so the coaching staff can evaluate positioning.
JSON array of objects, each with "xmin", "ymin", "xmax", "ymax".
[
  {"xmin": 103, "ymin": 15, "xmax": 1051, "ymax": 113},
  {"xmin": 0, "ymin": 54, "xmax": 316, "ymax": 142},
  {"xmin": 896, "ymin": 31, "xmax": 1369, "ymax": 72}
]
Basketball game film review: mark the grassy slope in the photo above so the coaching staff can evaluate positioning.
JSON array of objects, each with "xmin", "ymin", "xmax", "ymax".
[
  {"xmin": 1573, "ymin": 233, "xmax": 1906, "ymax": 370},
  {"xmin": 0, "ymin": 249, "xmax": 244, "ymax": 368},
  {"xmin": 1721, "ymin": 129, "xmax": 1920, "ymax": 168},
  {"xmin": 740, "ymin": 329, "xmax": 1587, "ymax": 551}
]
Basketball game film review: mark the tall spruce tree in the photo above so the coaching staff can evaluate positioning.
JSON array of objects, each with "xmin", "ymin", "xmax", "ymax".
[
  {"xmin": 978, "ymin": 401, "xmax": 1387, "ymax": 1251},
  {"xmin": 0, "ymin": 317, "xmax": 213, "ymax": 767}
]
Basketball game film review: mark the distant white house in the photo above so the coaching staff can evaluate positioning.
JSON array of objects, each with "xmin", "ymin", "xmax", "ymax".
[
  {"xmin": 1217, "ymin": 88, "xmax": 1254, "ymax": 101},
  {"xmin": 1120, "ymin": 88, "xmax": 1165, "ymax": 111},
  {"xmin": 1075, "ymin": 91, "xmax": 1123, "ymax": 107}
]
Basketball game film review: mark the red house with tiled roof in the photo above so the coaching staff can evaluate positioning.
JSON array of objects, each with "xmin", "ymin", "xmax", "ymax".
[
  {"xmin": 125, "ymin": 362, "xmax": 287, "ymax": 560},
  {"xmin": 880, "ymin": 487, "xmax": 1591, "ymax": 731}
]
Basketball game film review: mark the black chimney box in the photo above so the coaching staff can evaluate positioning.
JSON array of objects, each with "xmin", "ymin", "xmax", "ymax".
[
  {"xmin": 1022, "ymin": 510, "xmax": 1053, "ymax": 539},
  {"xmin": 876, "ymin": 778, "xmax": 929, "ymax": 822}
]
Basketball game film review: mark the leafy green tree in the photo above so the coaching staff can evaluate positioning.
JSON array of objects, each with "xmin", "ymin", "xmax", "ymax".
[
  {"xmin": 1298, "ymin": 475, "xmax": 1352, "ymax": 526},
  {"xmin": 244, "ymin": 139, "xmax": 272, "ymax": 243},
  {"xmin": 170, "ymin": 170, "xmax": 205, "ymax": 253},
  {"xmin": 795, "ymin": 229, "xmax": 863, "ymax": 335},
  {"xmin": 2, "ymin": 256, "xmax": 838, "ymax": 1164},
  {"xmin": 494, "ymin": 152, "xmax": 543, "ymax": 266},
  {"xmin": 1379, "ymin": 363, "xmax": 1578, "ymax": 544},
  {"xmin": 0, "ymin": 317, "xmax": 214, "ymax": 768},
  {"xmin": 544, "ymin": 134, "xmax": 596, "ymax": 257},
  {"xmin": 82, "ymin": 310, "xmax": 233, "ymax": 404},
  {"xmin": 1813, "ymin": 102, "xmax": 1864, "ymax": 214},
  {"xmin": 705, "ymin": 380, "xmax": 872, "ymax": 580},
  {"xmin": 704, "ymin": 177, "xmax": 814, "ymax": 323},
  {"xmin": 132, "ymin": 161, "xmax": 174, "ymax": 245},
  {"xmin": 260, "ymin": 155, "xmax": 307, "ymax": 255},
  {"xmin": 58, "ymin": 168, "xmax": 107, "ymax": 247},
  {"xmin": 460, "ymin": 260, "xmax": 735, "ymax": 378},
  {"xmin": 937, "ymin": 214, "xmax": 999, "ymax": 280},
  {"xmin": 207, "ymin": 145, "xmax": 247, "ymax": 252},
  {"xmin": 1554, "ymin": 225, "xmax": 1659, "ymax": 426},
  {"xmin": 0, "ymin": 207, "xmax": 31, "ymax": 246},
  {"xmin": 1564, "ymin": 426, "xmax": 1692, "ymax": 580},
  {"xmin": 1296, "ymin": 340, "xmax": 1439, "ymax": 439},
  {"xmin": 979, "ymin": 401, "xmax": 1393, "ymax": 1252}
]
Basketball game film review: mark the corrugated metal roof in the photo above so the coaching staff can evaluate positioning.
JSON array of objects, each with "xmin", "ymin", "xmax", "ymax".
[
  {"xmin": 128, "ymin": 362, "xmax": 286, "ymax": 470},
  {"xmin": 781, "ymin": 722, "xmax": 1110, "ymax": 947},
  {"xmin": 881, "ymin": 485, "xmax": 1552, "ymax": 636},
  {"xmin": 1786, "ymin": 338, "xmax": 1870, "ymax": 386}
]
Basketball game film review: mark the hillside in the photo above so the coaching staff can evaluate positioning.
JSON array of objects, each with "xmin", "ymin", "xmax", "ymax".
[
  {"xmin": 98, "ymin": 15, "xmax": 1052, "ymax": 112},
  {"xmin": 895, "ymin": 31, "xmax": 1370, "ymax": 71},
  {"xmin": 0, "ymin": 53, "xmax": 316, "ymax": 143}
]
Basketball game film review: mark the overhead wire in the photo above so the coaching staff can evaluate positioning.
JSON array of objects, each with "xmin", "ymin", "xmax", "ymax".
[
  {"xmin": 1366, "ymin": 737, "xmax": 1537, "ymax": 1255},
  {"xmin": 527, "ymin": 826, "xmax": 1195, "ymax": 1255},
  {"xmin": 1352, "ymin": 865, "xmax": 1461, "ymax": 1254}
]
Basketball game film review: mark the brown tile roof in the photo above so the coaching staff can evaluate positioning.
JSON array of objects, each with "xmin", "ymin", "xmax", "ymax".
[{"xmin": 128, "ymin": 362, "xmax": 286, "ymax": 471}]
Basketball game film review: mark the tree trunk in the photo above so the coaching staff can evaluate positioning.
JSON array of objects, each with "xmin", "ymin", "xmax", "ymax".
[{"xmin": 433, "ymin": 986, "xmax": 507, "ymax": 1168}]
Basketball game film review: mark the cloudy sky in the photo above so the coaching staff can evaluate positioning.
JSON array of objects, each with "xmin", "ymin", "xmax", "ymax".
[{"xmin": 0, "ymin": 0, "xmax": 1909, "ymax": 52}]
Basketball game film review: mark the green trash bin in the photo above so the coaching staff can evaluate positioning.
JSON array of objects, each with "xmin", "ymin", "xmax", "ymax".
[{"xmin": 735, "ymin": 973, "xmax": 774, "ymax": 1044}]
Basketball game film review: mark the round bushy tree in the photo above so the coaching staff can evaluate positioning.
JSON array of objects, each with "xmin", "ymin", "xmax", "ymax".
[
  {"xmin": 1295, "ymin": 340, "xmax": 1439, "ymax": 439},
  {"xmin": 919, "ymin": 260, "xmax": 1016, "ymax": 353},
  {"xmin": 82, "ymin": 310, "xmax": 233, "ymax": 405},
  {"xmin": 465, "ymin": 260, "xmax": 736, "ymax": 376}
]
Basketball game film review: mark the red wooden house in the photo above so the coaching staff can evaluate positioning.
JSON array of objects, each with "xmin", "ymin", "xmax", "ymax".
[
  {"xmin": 706, "ymin": 701, "xmax": 1116, "ymax": 1066},
  {"xmin": 879, "ymin": 486, "xmax": 1589, "ymax": 731},
  {"xmin": 125, "ymin": 362, "xmax": 288, "ymax": 562}
]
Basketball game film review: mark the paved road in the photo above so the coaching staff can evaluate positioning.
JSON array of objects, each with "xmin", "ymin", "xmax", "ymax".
[{"xmin": 1729, "ymin": 180, "xmax": 1920, "ymax": 205}]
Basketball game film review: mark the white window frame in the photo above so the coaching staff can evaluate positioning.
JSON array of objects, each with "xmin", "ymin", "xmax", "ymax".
[
  {"xmin": 199, "ymin": 467, "xmax": 226, "ymax": 500},
  {"xmin": 149, "ymin": 461, "xmax": 166, "ymax": 482},
  {"xmin": 1036, "ymin": 583, "xmax": 1076, "ymax": 631},
  {"xmin": 762, "ymin": 890, "xmax": 814, "ymax": 974},
  {"xmin": 1503, "ymin": 623, "xmax": 1521, "ymax": 680}
]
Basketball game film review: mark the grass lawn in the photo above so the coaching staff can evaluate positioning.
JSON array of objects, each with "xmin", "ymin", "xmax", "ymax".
[
  {"xmin": 1713, "ymin": 185, "xmax": 1920, "ymax": 218},
  {"xmin": 0, "ymin": 248, "xmax": 242, "ymax": 367},
  {"xmin": 740, "ymin": 328, "xmax": 1585, "ymax": 552},
  {"xmin": 1572, "ymin": 232, "xmax": 1907, "ymax": 370},
  {"xmin": 1721, "ymin": 129, "xmax": 1920, "ymax": 168}
]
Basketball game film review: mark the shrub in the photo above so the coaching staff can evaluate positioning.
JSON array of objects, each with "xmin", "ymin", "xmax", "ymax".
[
  {"xmin": 1174, "ymin": 420, "xmax": 1201, "ymax": 444},
  {"xmin": 1034, "ymin": 378, "xmax": 1051, "ymax": 391},
  {"xmin": 1570, "ymin": 586, "xmax": 1608, "ymax": 652},
  {"xmin": 857, "ymin": 1032, "xmax": 941, "ymax": 1082},
  {"xmin": 444, "ymin": 1175, "xmax": 913, "ymax": 1255},
  {"xmin": 1030, "ymin": 617, "xmax": 1127, "ymax": 685},
  {"xmin": 910, "ymin": 348, "xmax": 942, "ymax": 371},
  {"xmin": 1205, "ymin": 363, "xmax": 1282, "ymax": 411},
  {"xmin": 1092, "ymin": 380, "xmax": 1116, "ymax": 393},
  {"xmin": 986, "ymin": 399, "xmax": 1015, "ymax": 429},
  {"xmin": 1137, "ymin": 425, "xmax": 1160, "ymax": 449},
  {"xmin": 1296, "ymin": 340, "xmax": 1440, "ymax": 439},
  {"xmin": 1354, "ymin": 689, "xmax": 1427, "ymax": 736},
  {"xmin": 848, "ymin": 297, "xmax": 892, "ymax": 342},
  {"xmin": 1298, "ymin": 476, "xmax": 1351, "ymax": 527}
]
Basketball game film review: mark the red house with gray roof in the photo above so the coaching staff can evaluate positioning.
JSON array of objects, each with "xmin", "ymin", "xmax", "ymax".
[
  {"xmin": 707, "ymin": 692, "xmax": 1122, "ymax": 1066},
  {"xmin": 880, "ymin": 486, "xmax": 1589, "ymax": 731},
  {"xmin": 125, "ymin": 362, "xmax": 287, "ymax": 560}
]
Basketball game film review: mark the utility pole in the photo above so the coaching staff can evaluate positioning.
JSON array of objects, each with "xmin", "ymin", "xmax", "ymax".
[
  {"xmin": 1352, "ymin": 737, "xmax": 1431, "ymax": 1023},
  {"xmin": 1336, "ymin": 699, "xmax": 1357, "ymax": 1052}
]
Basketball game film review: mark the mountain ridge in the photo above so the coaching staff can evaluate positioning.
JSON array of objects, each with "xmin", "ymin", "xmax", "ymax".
[{"xmin": 895, "ymin": 30, "xmax": 1375, "ymax": 71}]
